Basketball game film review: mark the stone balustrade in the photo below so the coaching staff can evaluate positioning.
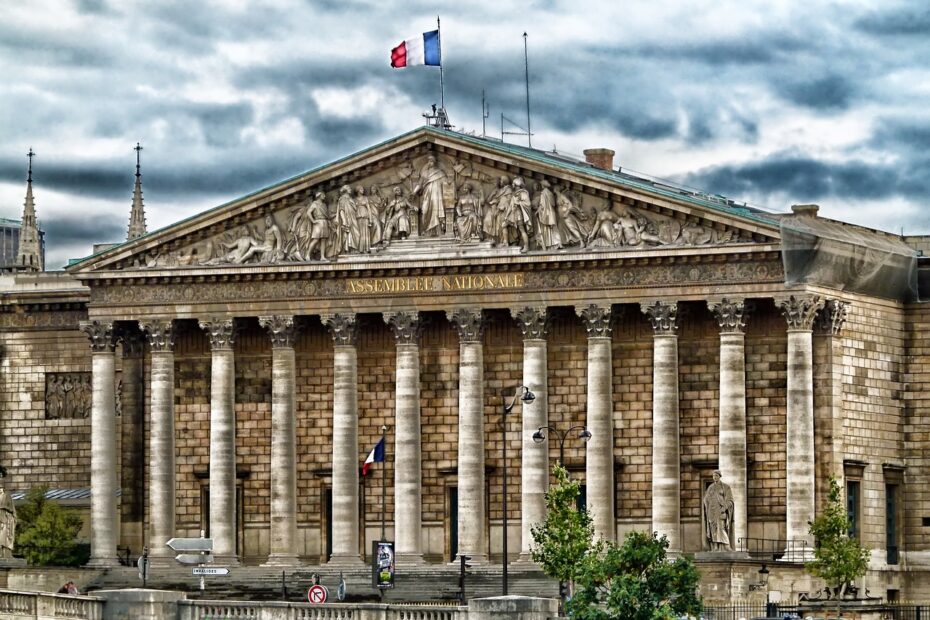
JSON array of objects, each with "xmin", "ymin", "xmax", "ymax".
[{"xmin": 0, "ymin": 590, "xmax": 104, "ymax": 620}]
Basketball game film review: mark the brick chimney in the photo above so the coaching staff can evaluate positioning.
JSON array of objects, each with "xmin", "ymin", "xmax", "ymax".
[
  {"xmin": 583, "ymin": 148, "xmax": 615, "ymax": 171},
  {"xmin": 791, "ymin": 203, "xmax": 820, "ymax": 217}
]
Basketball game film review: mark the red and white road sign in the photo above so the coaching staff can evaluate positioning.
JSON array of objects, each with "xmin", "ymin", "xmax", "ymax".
[{"xmin": 308, "ymin": 584, "xmax": 328, "ymax": 604}]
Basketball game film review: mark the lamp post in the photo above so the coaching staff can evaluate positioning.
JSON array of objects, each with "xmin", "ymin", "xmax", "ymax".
[
  {"xmin": 501, "ymin": 385, "xmax": 535, "ymax": 596},
  {"xmin": 532, "ymin": 425, "xmax": 592, "ymax": 465}
]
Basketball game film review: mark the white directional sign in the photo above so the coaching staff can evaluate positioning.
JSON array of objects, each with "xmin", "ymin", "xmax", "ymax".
[
  {"xmin": 193, "ymin": 567, "xmax": 229, "ymax": 576},
  {"xmin": 167, "ymin": 537, "xmax": 213, "ymax": 552},
  {"xmin": 176, "ymin": 553, "xmax": 214, "ymax": 565}
]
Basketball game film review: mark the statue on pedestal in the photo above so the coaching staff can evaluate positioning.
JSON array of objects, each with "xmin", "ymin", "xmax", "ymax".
[
  {"xmin": 0, "ymin": 467, "xmax": 16, "ymax": 559},
  {"xmin": 703, "ymin": 470, "xmax": 734, "ymax": 551}
]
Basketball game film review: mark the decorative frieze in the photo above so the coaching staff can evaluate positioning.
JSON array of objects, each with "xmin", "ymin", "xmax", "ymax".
[
  {"xmin": 45, "ymin": 372, "xmax": 91, "ymax": 419},
  {"xmin": 199, "ymin": 318, "xmax": 236, "ymax": 350},
  {"xmin": 511, "ymin": 306, "xmax": 548, "ymax": 340},
  {"xmin": 258, "ymin": 315, "xmax": 299, "ymax": 348},
  {"xmin": 385, "ymin": 311, "xmax": 422, "ymax": 345},
  {"xmin": 80, "ymin": 320, "xmax": 116, "ymax": 352},
  {"xmin": 140, "ymin": 319, "xmax": 175, "ymax": 352},
  {"xmin": 322, "ymin": 313, "xmax": 358, "ymax": 346},
  {"xmin": 447, "ymin": 308, "xmax": 485, "ymax": 343},
  {"xmin": 641, "ymin": 301, "xmax": 678, "ymax": 335},
  {"xmin": 816, "ymin": 300, "xmax": 850, "ymax": 335},
  {"xmin": 776, "ymin": 295, "xmax": 825, "ymax": 331},
  {"xmin": 576, "ymin": 304, "xmax": 613, "ymax": 338},
  {"xmin": 708, "ymin": 298, "xmax": 747, "ymax": 334}
]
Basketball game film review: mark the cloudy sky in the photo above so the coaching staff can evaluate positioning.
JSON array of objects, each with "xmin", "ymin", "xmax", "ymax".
[{"xmin": 1, "ymin": 0, "xmax": 928, "ymax": 269}]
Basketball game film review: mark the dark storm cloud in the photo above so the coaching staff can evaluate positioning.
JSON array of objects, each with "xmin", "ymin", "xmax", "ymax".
[
  {"xmin": 778, "ymin": 74, "xmax": 856, "ymax": 111},
  {"xmin": 42, "ymin": 213, "xmax": 125, "ymax": 245},
  {"xmin": 855, "ymin": 5, "xmax": 930, "ymax": 36}
]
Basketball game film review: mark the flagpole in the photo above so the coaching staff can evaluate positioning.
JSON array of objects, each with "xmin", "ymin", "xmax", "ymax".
[
  {"xmin": 523, "ymin": 32, "xmax": 532, "ymax": 148},
  {"xmin": 380, "ymin": 425, "xmax": 387, "ymax": 541},
  {"xmin": 437, "ymin": 15, "xmax": 445, "ymax": 112}
]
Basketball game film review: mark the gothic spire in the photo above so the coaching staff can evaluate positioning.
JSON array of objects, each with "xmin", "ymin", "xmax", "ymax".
[
  {"xmin": 127, "ymin": 142, "xmax": 147, "ymax": 241},
  {"xmin": 16, "ymin": 148, "xmax": 43, "ymax": 272}
]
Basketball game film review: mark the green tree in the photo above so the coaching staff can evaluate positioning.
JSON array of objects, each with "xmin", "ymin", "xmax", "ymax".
[
  {"xmin": 530, "ymin": 463, "xmax": 595, "ymax": 595},
  {"xmin": 806, "ymin": 476, "xmax": 870, "ymax": 617},
  {"xmin": 14, "ymin": 486, "xmax": 86, "ymax": 566},
  {"xmin": 569, "ymin": 531, "xmax": 703, "ymax": 620}
]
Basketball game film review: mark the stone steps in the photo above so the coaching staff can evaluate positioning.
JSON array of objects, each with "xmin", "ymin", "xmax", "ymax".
[{"xmin": 84, "ymin": 564, "xmax": 558, "ymax": 603}]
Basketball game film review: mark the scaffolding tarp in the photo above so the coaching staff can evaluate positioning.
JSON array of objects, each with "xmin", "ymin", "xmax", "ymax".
[{"xmin": 780, "ymin": 215, "xmax": 918, "ymax": 302}]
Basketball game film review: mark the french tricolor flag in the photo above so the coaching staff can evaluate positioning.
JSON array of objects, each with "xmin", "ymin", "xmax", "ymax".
[
  {"xmin": 362, "ymin": 437, "xmax": 385, "ymax": 476},
  {"xmin": 390, "ymin": 30, "xmax": 441, "ymax": 68}
]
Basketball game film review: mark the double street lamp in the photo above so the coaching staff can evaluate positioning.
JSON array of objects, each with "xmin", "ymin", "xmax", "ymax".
[
  {"xmin": 501, "ymin": 385, "xmax": 535, "ymax": 596},
  {"xmin": 532, "ymin": 425, "xmax": 592, "ymax": 465}
]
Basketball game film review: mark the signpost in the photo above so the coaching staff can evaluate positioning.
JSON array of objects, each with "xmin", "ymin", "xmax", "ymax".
[
  {"xmin": 193, "ymin": 567, "xmax": 229, "ymax": 576},
  {"xmin": 167, "ymin": 531, "xmax": 215, "ymax": 591},
  {"xmin": 308, "ymin": 584, "xmax": 328, "ymax": 604},
  {"xmin": 175, "ymin": 553, "xmax": 215, "ymax": 565}
]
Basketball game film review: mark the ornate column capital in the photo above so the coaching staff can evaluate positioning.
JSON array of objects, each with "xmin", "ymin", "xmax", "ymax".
[
  {"xmin": 641, "ymin": 301, "xmax": 678, "ymax": 335},
  {"xmin": 80, "ymin": 320, "xmax": 117, "ymax": 353},
  {"xmin": 385, "ymin": 311, "xmax": 422, "ymax": 345},
  {"xmin": 510, "ymin": 306, "xmax": 548, "ymax": 340},
  {"xmin": 447, "ymin": 308, "xmax": 485, "ymax": 343},
  {"xmin": 775, "ymin": 294, "xmax": 825, "ymax": 331},
  {"xmin": 708, "ymin": 298, "xmax": 748, "ymax": 334},
  {"xmin": 321, "ymin": 313, "xmax": 357, "ymax": 346},
  {"xmin": 576, "ymin": 304, "xmax": 613, "ymax": 338},
  {"xmin": 259, "ymin": 315, "xmax": 300, "ymax": 348},
  {"xmin": 816, "ymin": 299, "xmax": 850, "ymax": 336},
  {"xmin": 199, "ymin": 318, "xmax": 236, "ymax": 350},
  {"xmin": 140, "ymin": 319, "xmax": 175, "ymax": 353}
]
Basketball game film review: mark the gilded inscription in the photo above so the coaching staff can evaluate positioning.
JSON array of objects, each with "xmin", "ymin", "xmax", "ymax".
[{"xmin": 346, "ymin": 273, "xmax": 525, "ymax": 294}]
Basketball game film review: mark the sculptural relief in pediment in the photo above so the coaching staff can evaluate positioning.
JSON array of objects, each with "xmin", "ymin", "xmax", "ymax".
[{"xmin": 131, "ymin": 151, "xmax": 755, "ymax": 270}]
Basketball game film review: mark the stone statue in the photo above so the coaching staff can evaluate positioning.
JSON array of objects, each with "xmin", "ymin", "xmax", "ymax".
[
  {"xmin": 455, "ymin": 182, "xmax": 483, "ymax": 241},
  {"xmin": 353, "ymin": 186, "xmax": 374, "ymax": 254},
  {"xmin": 335, "ymin": 184, "xmax": 359, "ymax": 254},
  {"xmin": 555, "ymin": 186, "xmax": 588, "ymax": 246},
  {"xmin": 368, "ymin": 185, "xmax": 386, "ymax": 247},
  {"xmin": 382, "ymin": 186, "xmax": 415, "ymax": 244},
  {"xmin": 587, "ymin": 208, "xmax": 623, "ymax": 247},
  {"xmin": 501, "ymin": 176, "xmax": 533, "ymax": 252},
  {"xmin": 0, "ymin": 468, "xmax": 16, "ymax": 559},
  {"xmin": 483, "ymin": 176, "xmax": 510, "ymax": 246},
  {"xmin": 703, "ymin": 470, "xmax": 734, "ymax": 551},
  {"xmin": 534, "ymin": 180, "xmax": 561, "ymax": 250},
  {"xmin": 301, "ymin": 192, "xmax": 332, "ymax": 261},
  {"xmin": 413, "ymin": 154, "xmax": 447, "ymax": 237}
]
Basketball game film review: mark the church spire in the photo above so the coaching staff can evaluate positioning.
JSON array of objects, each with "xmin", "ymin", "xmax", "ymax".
[
  {"xmin": 127, "ymin": 142, "xmax": 147, "ymax": 241},
  {"xmin": 16, "ymin": 148, "xmax": 43, "ymax": 272}
]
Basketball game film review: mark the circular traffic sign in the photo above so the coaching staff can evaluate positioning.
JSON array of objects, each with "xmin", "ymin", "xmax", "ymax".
[{"xmin": 308, "ymin": 584, "xmax": 328, "ymax": 604}]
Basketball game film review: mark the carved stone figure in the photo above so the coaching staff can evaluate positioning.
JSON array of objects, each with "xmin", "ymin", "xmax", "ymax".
[
  {"xmin": 383, "ymin": 187, "xmax": 415, "ymax": 244},
  {"xmin": 353, "ymin": 186, "xmax": 374, "ymax": 254},
  {"xmin": 617, "ymin": 209, "xmax": 646, "ymax": 246},
  {"xmin": 413, "ymin": 154, "xmax": 447, "ymax": 237},
  {"xmin": 46, "ymin": 372, "xmax": 92, "ymax": 419},
  {"xmin": 455, "ymin": 183, "xmax": 483, "ymax": 241},
  {"xmin": 534, "ymin": 180, "xmax": 561, "ymax": 250},
  {"xmin": 501, "ymin": 176, "xmax": 533, "ymax": 252},
  {"xmin": 368, "ymin": 185, "xmax": 386, "ymax": 247},
  {"xmin": 0, "ymin": 470, "xmax": 15, "ymax": 559},
  {"xmin": 483, "ymin": 176, "xmax": 510, "ymax": 246},
  {"xmin": 216, "ymin": 215, "xmax": 283, "ymax": 264},
  {"xmin": 681, "ymin": 222, "xmax": 734, "ymax": 245},
  {"xmin": 335, "ymin": 185, "xmax": 359, "ymax": 254},
  {"xmin": 301, "ymin": 191, "xmax": 332, "ymax": 261},
  {"xmin": 703, "ymin": 470, "xmax": 734, "ymax": 551},
  {"xmin": 587, "ymin": 208, "xmax": 622, "ymax": 247},
  {"xmin": 555, "ymin": 186, "xmax": 587, "ymax": 246}
]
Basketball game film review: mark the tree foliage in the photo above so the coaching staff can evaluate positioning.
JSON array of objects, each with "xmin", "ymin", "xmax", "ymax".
[
  {"xmin": 530, "ymin": 463, "xmax": 594, "ymax": 587},
  {"xmin": 14, "ymin": 486, "xmax": 87, "ymax": 566},
  {"xmin": 806, "ymin": 476, "xmax": 870, "ymax": 599},
  {"xmin": 531, "ymin": 464, "xmax": 703, "ymax": 619}
]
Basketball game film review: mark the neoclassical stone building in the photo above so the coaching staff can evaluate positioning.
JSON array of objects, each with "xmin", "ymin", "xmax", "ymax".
[{"xmin": 1, "ymin": 127, "xmax": 928, "ymax": 598}]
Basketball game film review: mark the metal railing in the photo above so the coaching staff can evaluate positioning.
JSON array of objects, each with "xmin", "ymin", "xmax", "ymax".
[
  {"xmin": 737, "ymin": 537, "xmax": 812, "ymax": 562},
  {"xmin": 772, "ymin": 603, "xmax": 930, "ymax": 620},
  {"xmin": 702, "ymin": 601, "xmax": 767, "ymax": 620}
]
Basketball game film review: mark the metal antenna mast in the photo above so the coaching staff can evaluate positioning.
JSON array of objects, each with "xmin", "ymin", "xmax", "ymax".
[
  {"xmin": 27, "ymin": 148, "xmax": 35, "ymax": 182},
  {"xmin": 134, "ymin": 142, "xmax": 143, "ymax": 177},
  {"xmin": 523, "ymin": 32, "xmax": 532, "ymax": 148},
  {"xmin": 482, "ymin": 90, "xmax": 490, "ymax": 137},
  {"xmin": 437, "ymin": 16, "xmax": 445, "ymax": 112}
]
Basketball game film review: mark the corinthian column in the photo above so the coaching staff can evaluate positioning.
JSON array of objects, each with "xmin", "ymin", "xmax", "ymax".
[
  {"xmin": 386, "ymin": 311, "xmax": 424, "ymax": 565},
  {"xmin": 577, "ymin": 304, "xmax": 615, "ymax": 541},
  {"xmin": 259, "ymin": 315, "xmax": 300, "ymax": 566},
  {"xmin": 199, "ymin": 318, "xmax": 238, "ymax": 564},
  {"xmin": 708, "ymin": 299, "xmax": 749, "ymax": 552},
  {"xmin": 641, "ymin": 301, "xmax": 681, "ymax": 552},
  {"xmin": 815, "ymin": 300, "xmax": 850, "ymax": 508},
  {"xmin": 81, "ymin": 320, "xmax": 120, "ymax": 568},
  {"xmin": 322, "ymin": 313, "xmax": 364, "ymax": 566},
  {"xmin": 511, "ymin": 306, "xmax": 549, "ymax": 561},
  {"xmin": 141, "ymin": 319, "xmax": 176, "ymax": 562},
  {"xmin": 776, "ymin": 294, "xmax": 825, "ymax": 556},
  {"xmin": 448, "ymin": 308, "xmax": 487, "ymax": 563}
]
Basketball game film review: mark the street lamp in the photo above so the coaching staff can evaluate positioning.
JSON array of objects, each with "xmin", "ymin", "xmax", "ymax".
[
  {"xmin": 501, "ymin": 385, "xmax": 535, "ymax": 596},
  {"xmin": 532, "ymin": 425, "xmax": 592, "ymax": 465},
  {"xmin": 749, "ymin": 563, "xmax": 770, "ymax": 592}
]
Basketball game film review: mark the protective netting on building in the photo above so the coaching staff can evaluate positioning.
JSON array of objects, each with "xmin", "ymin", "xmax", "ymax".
[{"xmin": 780, "ymin": 215, "xmax": 918, "ymax": 302}]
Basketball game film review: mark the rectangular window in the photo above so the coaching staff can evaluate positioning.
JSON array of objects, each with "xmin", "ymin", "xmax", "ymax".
[
  {"xmin": 886, "ymin": 483, "xmax": 899, "ymax": 565},
  {"xmin": 846, "ymin": 480, "xmax": 861, "ymax": 540}
]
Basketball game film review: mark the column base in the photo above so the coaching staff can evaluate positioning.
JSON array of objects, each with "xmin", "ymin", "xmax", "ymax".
[
  {"xmin": 262, "ymin": 553, "xmax": 301, "ymax": 568},
  {"xmin": 395, "ymin": 553, "xmax": 426, "ymax": 567},
  {"xmin": 327, "ymin": 553, "xmax": 365, "ymax": 568},
  {"xmin": 512, "ymin": 553, "xmax": 538, "ymax": 567},
  {"xmin": 453, "ymin": 553, "xmax": 487, "ymax": 565},
  {"xmin": 86, "ymin": 556, "xmax": 121, "ymax": 569}
]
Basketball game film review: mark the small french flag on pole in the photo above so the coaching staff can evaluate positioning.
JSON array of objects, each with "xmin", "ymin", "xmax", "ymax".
[
  {"xmin": 362, "ymin": 437, "xmax": 386, "ymax": 476},
  {"xmin": 391, "ymin": 30, "xmax": 441, "ymax": 68}
]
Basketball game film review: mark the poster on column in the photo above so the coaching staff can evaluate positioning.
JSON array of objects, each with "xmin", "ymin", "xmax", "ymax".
[{"xmin": 371, "ymin": 541, "xmax": 395, "ymax": 589}]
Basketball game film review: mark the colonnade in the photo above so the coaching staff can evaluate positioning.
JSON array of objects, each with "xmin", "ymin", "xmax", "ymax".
[{"xmin": 79, "ymin": 293, "xmax": 842, "ymax": 566}]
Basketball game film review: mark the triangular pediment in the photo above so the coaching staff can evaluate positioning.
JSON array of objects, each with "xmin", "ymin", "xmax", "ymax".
[{"xmin": 68, "ymin": 127, "xmax": 781, "ymax": 275}]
